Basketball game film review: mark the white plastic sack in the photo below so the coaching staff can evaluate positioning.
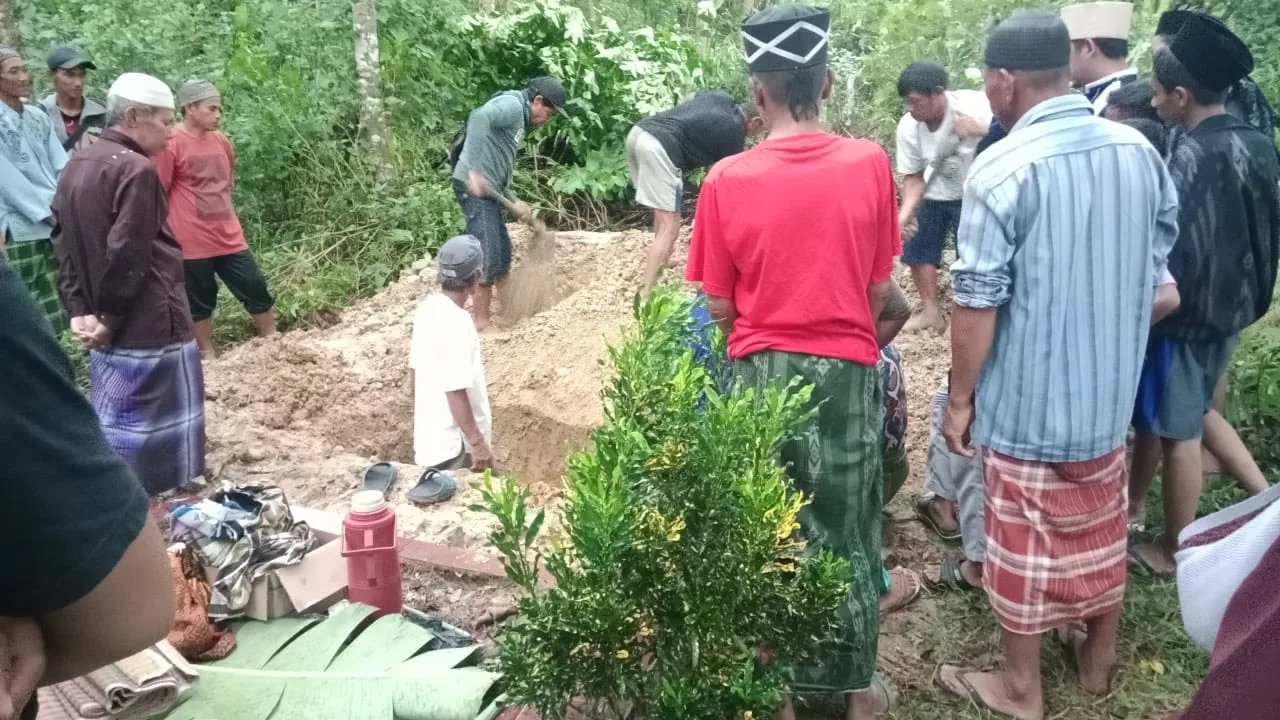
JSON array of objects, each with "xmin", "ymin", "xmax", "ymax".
[{"xmin": 1175, "ymin": 482, "xmax": 1280, "ymax": 654}]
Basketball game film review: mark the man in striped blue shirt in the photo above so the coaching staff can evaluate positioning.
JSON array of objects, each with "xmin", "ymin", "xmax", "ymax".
[{"xmin": 936, "ymin": 10, "xmax": 1178, "ymax": 720}]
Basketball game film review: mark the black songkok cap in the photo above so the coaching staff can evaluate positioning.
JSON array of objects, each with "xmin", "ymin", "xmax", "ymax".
[
  {"xmin": 1154, "ymin": 9, "xmax": 1231, "ymax": 37},
  {"xmin": 1167, "ymin": 13, "xmax": 1254, "ymax": 93},
  {"xmin": 742, "ymin": 5, "xmax": 831, "ymax": 73},
  {"xmin": 984, "ymin": 9, "xmax": 1071, "ymax": 72}
]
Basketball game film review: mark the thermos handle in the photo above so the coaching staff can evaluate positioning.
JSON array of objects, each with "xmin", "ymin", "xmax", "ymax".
[{"xmin": 340, "ymin": 515, "xmax": 399, "ymax": 557}]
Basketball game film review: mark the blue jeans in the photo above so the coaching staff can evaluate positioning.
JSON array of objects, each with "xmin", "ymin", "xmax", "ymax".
[{"xmin": 452, "ymin": 180, "xmax": 512, "ymax": 285}]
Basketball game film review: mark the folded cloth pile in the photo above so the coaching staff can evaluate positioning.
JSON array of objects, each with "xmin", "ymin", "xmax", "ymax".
[
  {"xmin": 169, "ymin": 483, "xmax": 315, "ymax": 620},
  {"xmin": 36, "ymin": 641, "xmax": 198, "ymax": 720},
  {"xmin": 167, "ymin": 545, "xmax": 236, "ymax": 661}
]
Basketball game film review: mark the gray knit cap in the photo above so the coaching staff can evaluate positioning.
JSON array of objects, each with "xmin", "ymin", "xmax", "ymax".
[
  {"xmin": 0, "ymin": 46, "xmax": 20, "ymax": 66},
  {"xmin": 179, "ymin": 79, "xmax": 220, "ymax": 107}
]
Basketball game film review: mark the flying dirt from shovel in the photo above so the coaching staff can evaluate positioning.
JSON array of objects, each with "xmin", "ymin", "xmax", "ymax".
[{"xmin": 491, "ymin": 193, "xmax": 557, "ymax": 324}]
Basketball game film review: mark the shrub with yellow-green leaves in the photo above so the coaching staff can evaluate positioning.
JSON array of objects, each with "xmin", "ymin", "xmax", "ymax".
[{"xmin": 478, "ymin": 286, "xmax": 849, "ymax": 720}]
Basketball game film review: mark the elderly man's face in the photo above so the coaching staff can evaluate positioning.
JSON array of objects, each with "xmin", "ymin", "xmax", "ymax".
[
  {"xmin": 0, "ymin": 57, "xmax": 32, "ymax": 100},
  {"xmin": 127, "ymin": 106, "xmax": 175, "ymax": 156}
]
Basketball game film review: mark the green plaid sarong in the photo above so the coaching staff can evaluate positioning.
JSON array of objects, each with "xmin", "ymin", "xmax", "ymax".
[
  {"xmin": 6, "ymin": 238, "xmax": 67, "ymax": 335},
  {"xmin": 734, "ymin": 350, "xmax": 883, "ymax": 694}
]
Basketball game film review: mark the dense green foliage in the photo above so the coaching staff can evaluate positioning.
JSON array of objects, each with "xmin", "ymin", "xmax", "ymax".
[
  {"xmin": 11, "ymin": 0, "xmax": 1279, "ymax": 338},
  {"xmin": 1229, "ymin": 312, "xmax": 1280, "ymax": 470},
  {"xmin": 478, "ymin": 287, "xmax": 848, "ymax": 719}
]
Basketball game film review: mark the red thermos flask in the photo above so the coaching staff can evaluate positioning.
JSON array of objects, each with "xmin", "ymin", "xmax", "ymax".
[{"xmin": 342, "ymin": 490, "xmax": 403, "ymax": 616}]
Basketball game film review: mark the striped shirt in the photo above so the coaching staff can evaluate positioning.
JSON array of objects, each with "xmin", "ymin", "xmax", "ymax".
[{"xmin": 952, "ymin": 94, "xmax": 1179, "ymax": 463}]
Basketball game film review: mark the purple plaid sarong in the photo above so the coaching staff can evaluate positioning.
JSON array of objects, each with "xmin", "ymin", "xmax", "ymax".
[{"xmin": 90, "ymin": 340, "xmax": 206, "ymax": 495}]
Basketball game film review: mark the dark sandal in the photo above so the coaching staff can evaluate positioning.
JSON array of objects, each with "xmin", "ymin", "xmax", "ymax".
[
  {"xmin": 914, "ymin": 495, "xmax": 962, "ymax": 542},
  {"xmin": 407, "ymin": 468, "xmax": 457, "ymax": 506},
  {"xmin": 1126, "ymin": 540, "xmax": 1174, "ymax": 576},
  {"xmin": 927, "ymin": 556, "xmax": 981, "ymax": 592},
  {"xmin": 360, "ymin": 462, "xmax": 397, "ymax": 497}
]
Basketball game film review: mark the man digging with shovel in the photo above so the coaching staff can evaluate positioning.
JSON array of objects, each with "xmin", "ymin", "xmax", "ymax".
[{"xmin": 451, "ymin": 76, "xmax": 566, "ymax": 332}]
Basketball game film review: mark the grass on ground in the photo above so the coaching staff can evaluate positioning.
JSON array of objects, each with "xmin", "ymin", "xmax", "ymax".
[{"xmin": 873, "ymin": 480, "xmax": 1252, "ymax": 720}]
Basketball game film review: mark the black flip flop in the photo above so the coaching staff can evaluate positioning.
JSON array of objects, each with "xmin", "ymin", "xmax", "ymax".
[
  {"xmin": 926, "ymin": 556, "xmax": 981, "ymax": 593},
  {"xmin": 914, "ymin": 495, "xmax": 962, "ymax": 542},
  {"xmin": 361, "ymin": 462, "xmax": 397, "ymax": 497},
  {"xmin": 407, "ymin": 468, "xmax": 457, "ymax": 506}
]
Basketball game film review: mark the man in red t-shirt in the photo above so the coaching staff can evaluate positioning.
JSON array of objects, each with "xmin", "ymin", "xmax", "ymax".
[
  {"xmin": 154, "ymin": 80, "xmax": 276, "ymax": 357},
  {"xmin": 686, "ymin": 6, "xmax": 901, "ymax": 719}
]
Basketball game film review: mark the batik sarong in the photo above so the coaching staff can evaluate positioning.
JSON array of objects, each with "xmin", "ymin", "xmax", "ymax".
[
  {"xmin": 878, "ymin": 346, "xmax": 908, "ymax": 505},
  {"xmin": 90, "ymin": 340, "xmax": 206, "ymax": 495},
  {"xmin": 982, "ymin": 446, "xmax": 1128, "ymax": 635},
  {"xmin": 734, "ymin": 350, "xmax": 883, "ymax": 694}
]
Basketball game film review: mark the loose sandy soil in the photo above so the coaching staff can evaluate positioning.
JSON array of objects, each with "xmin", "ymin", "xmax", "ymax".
[
  {"xmin": 203, "ymin": 224, "xmax": 963, "ymax": 708},
  {"xmin": 203, "ymin": 226, "xmax": 684, "ymax": 557}
]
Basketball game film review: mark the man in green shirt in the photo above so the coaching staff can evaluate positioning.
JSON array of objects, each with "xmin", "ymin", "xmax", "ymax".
[{"xmin": 452, "ymin": 76, "xmax": 566, "ymax": 332}]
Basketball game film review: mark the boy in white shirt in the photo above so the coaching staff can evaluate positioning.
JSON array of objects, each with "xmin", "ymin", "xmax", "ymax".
[
  {"xmin": 410, "ymin": 235, "xmax": 494, "ymax": 482},
  {"xmin": 894, "ymin": 61, "xmax": 993, "ymax": 334}
]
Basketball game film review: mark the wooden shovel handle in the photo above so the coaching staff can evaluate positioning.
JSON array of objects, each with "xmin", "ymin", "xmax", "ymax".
[{"xmin": 489, "ymin": 192, "xmax": 547, "ymax": 233}]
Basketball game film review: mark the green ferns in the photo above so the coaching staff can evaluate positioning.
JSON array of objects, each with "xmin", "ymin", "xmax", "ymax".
[{"xmin": 478, "ymin": 286, "xmax": 848, "ymax": 720}]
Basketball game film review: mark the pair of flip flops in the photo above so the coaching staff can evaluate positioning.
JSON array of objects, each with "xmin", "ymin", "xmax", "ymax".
[{"xmin": 361, "ymin": 463, "xmax": 457, "ymax": 506}]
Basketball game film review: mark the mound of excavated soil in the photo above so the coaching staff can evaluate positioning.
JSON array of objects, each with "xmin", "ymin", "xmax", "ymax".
[
  {"xmin": 203, "ymin": 219, "xmax": 954, "ymax": 566},
  {"xmin": 204, "ymin": 225, "xmax": 684, "ymax": 554}
]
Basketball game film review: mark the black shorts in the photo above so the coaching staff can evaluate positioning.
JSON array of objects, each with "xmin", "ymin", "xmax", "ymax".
[
  {"xmin": 902, "ymin": 199, "xmax": 963, "ymax": 267},
  {"xmin": 183, "ymin": 250, "xmax": 274, "ymax": 321}
]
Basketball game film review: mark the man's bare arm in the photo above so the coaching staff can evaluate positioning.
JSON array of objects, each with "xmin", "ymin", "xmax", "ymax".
[
  {"xmin": 446, "ymin": 389, "xmax": 485, "ymax": 445},
  {"xmin": 867, "ymin": 279, "xmax": 891, "ymax": 334},
  {"xmin": 38, "ymin": 518, "xmax": 174, "ymax": 685},
  {"xmin": 898, "ymin": 174, "xmax": 927, "ymax": 231},
  {"xmin": 1152, "ymin": 284, "xmax": 1180, "ymax": 325},
  {"xmin": 706, "ymin": 294, "xmax": 738, "ymax": 337},
  {"xmin": 876, "ymin": 279, "xmax": 911, "ymax": 348}
]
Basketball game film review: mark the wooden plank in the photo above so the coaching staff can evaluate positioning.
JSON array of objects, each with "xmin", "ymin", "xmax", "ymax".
[{"xmin": 400, "ymin": 539, "xmax": 555, "ymax": 587}]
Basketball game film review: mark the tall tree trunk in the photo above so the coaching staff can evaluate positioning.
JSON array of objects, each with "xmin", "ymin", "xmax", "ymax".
[
  {"xmin": 352, "ymin": 0, "xmax": 395, "ymax": 184},
  {"xmin": 0, "ymin": 0, "xmax": 20, "ymax": 50}
]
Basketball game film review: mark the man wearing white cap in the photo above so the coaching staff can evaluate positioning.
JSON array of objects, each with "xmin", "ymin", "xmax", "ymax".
[
  {"xmin": 1061, "ymin": 1, "xmax": 1137, "ymax": 115},
  {"xmin": 51, "ymin": 72, "xmax": 207, "ymax": 497}
]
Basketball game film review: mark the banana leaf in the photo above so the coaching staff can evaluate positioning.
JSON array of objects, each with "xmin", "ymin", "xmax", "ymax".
[{"xmin": 162, "ymin": 603, "xmax": 502, "ymax": 720}]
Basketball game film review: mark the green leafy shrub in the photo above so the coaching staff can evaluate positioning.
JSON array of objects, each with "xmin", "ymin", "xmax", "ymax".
[
  {"xmin": 1229, "ymin": 320, "xmax": 1280, "ymax": 470},
  {"xmin": 477, "ymin": 286, "xmax": 848, "ymax": 720},
  {"xmin": 445, "ymin": 0, "xmax": 740, "ymax": 201}
]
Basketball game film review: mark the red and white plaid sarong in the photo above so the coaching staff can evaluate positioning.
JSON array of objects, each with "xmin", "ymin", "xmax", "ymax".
[{"xmin": 982, "ymin": 446, "xmax": 1128, "ymax": 635}]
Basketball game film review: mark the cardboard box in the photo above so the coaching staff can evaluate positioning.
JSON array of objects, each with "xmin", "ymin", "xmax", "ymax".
[{"xmin": 244, "ymin": 507, "xmax": 347, "ymax": 620}]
